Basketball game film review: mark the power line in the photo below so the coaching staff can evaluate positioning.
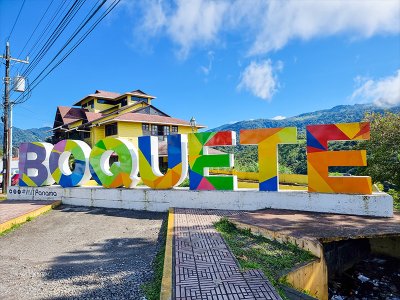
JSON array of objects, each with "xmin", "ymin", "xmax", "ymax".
[
  {"xmin": 18, "ymin": 0, "xmax": 107, "ymax": 95},
  {"xmin": 14, "ymin": 0, "xmax": 70, "ymax": 75},
  {"xmin": 20, "ymin": 0, "xmax": 70, "ymax": 62},
  {"xmin": 21, "ymin": 0, "xmax": 85, "ymax": 78},
  {"xmin": 10, "ymin": 0, "xmax": 83, "ymax": 99},
  {"xmin": 10, "ymin": 0, "xmax": 90, "ymax": 100},
  {"xmin": 7, "ymin": 0, "xmax": 27, "ymax": 41},
  {"xmin": 16, "ymin": 0, "xmax": 56, "ymax": 59},
  {"xmin": 14, "ymin": 0, "xmax": 121, "ymax": 105}
]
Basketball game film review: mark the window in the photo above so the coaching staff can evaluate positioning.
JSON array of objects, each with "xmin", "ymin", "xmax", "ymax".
[
  {"xmin": 142, "ymin": 123, "xmax": 149, "ymax": 131},
  {"xmin": 151, "ymin": 124, "xmax": 158, "ymax": 136},
  {"xmin": 88, "ymin": 100, "xmax": 94, "ymax": 109},
  {"xmin": 105, "ymin": 123, "xmax": 118, "ymax": 136},
  {"xmin": 172, "ymin": 126, "xmax": 178, "ymax": 133},
  {"xmin": 97, "ymin": 99, "xmax": 114, "ymax": 105},
  {"xmin": 120, "ymin": 97, "xmax": 128, "ymax": 107},
  {"xmin": 142, "ymin": 123, "xmax": 150, "ymax": 135},
  {"xmin": 83, "ymin": 131, "xmax": 90, "ymax": 139},
  {"xmin": 131, "ymin": 96, "xmax": 148, "ymax": 103},
  {"xmin": 163, "ymin": 125, "xmax": 170, "ymax": 136}
]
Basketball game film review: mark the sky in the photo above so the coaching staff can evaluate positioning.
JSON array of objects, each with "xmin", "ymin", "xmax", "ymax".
[{"xmin": 0, "ymin": 0, "xmax": 399, "ymax": 130}]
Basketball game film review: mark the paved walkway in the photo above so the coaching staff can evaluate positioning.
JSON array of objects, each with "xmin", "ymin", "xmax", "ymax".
[
  {"xmin": 0, "ymin": 200, "xmax": 60, "ymax": 226},
  {"xmin": 0, "ymin": 205, "xmax": 165, "ymax": 299},
  {"xmin": 229, "ymin": 209, "xmax": 400, "ymax": 242},
  {"xmin": 173, "ymin": 208, "xmax": 281, "ymax": 300}
]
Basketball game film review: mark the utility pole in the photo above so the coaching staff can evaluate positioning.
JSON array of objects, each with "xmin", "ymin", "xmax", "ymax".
[{"xmin": 0, "ymin": 42, "xmax": 29, "ymax": 194}]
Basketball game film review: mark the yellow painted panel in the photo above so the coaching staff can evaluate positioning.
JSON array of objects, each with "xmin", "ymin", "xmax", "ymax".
[
  {"xmin": 178, "ymin": 126, "xmax": 196, "ymax": 134},
  {"xmin": 68, "ymin": 120, "xmax": 83, "ymax": 128},
  {"xmin": 117, "ymin": 122, "xmax": 142, "ymax": 148},
  {"xmin": 91, "ymin": 126, "xmax": 105, "ymax": 146}
]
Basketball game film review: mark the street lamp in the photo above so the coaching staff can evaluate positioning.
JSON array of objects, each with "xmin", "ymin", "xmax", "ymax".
[{"xmin": 190, "ymin": 116, "xmax": 196, "ymax": 133}]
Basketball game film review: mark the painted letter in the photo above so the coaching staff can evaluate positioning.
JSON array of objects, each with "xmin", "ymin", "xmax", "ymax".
[
  {"xmin": 18, "ymin": 142, "xmax": 55, "ymax": 187},
  {"xmin": 138, "ymin": 134, "xmax": 188, "ymax": 189},
  {"xmin": 49, "ymin": 140, "xmax": 91, "ymax": 187},
  {"xmin": 306, "ymin": 122, "xmax": 372, "ymax": 194},
  {"xmin": 240, "ymin": 127, "xmax": 297, "ymax": 191},
  {"xmin": 89, "ymin": 137, "xmax": 139, "ymax": 188},
  {"xmin": 188, "ymin": 131, "xmax": 237, "ymax": 190}
]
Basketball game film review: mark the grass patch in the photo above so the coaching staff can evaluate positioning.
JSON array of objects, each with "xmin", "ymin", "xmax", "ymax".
[
  {"xmin": 141, "ymin": 217, "xmax": 168, "ymax": 300},
  {"xmin": 214, "ymin": 218, "xmax": 315, "ymax": 298}
]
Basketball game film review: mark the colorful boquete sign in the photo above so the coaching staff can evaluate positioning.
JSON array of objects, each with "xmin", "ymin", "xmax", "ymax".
[{"xmin": 18, "ymin": 122, "xmax": 372, "ymax": 194}]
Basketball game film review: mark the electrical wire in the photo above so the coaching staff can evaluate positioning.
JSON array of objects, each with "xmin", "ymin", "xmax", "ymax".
[
  {"xmin": 14, "ymin": 0, "xmax": 121, "ymax": 105},
  {"xmin": 16, "ymin": 0, "xmax": 56, "ymax": 59},
  {"xmin": 21, "ymin": 0, "xmax": 85, "ymax": 78},
  {"xmin": 14, "ymin": 0, "xmax": 70, "ymax": 76},
  {"xmin": 10, "ymin": 0, "xmax": 83, "ymax": 99},
  {"xmin": 7, "ymin": 0, "xmax": 27, "ymax": 41},
  {"xmin": 19, "ymin": 0, "xmax": 107, "ymax": 94}
]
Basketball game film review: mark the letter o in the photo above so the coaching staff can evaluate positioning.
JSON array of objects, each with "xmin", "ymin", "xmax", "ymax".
[
  {"xmin": 89, "ymin": 137, "xmax": 139, "ymax": 188},
  {"xmin": 49, "ymin": 140, "xmax": 92, "ymax": 187}
]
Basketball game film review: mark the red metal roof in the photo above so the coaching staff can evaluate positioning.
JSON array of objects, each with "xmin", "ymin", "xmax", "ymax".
[
  {"xmin": 73, "ymin": 90, "xmax": 121, "ymax": 106},
  {"xmin": 57, "ymin": 106, "xmax": 86, "ymax": 124},
  {"xmin": 111, "ymin": 112, "xmax": 205, "ymax": 128}
]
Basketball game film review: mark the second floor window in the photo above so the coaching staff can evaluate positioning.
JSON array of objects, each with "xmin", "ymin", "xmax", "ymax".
[
  {"xmin": 87, "ymin": 100, "xmax": 94, "ymax": 109},
  {"xmin": 120, "ymin": 97, "xmax": 128, "ymax": 107},
  {"xmin": 97, "ymin": 99, "xmax": 114, "ymax": 105},
  {"xmin": 151, "ymin": 124, "xmax": 158, "ymax": 135},
  {"xmin": 163, "ymin": 125, "xmax": 170, "ymax": 135},
  {"xmin": 105, "ymin": 123, "xmax": 118, "ymax": 136},
  {"xmin": 172, "ymin": 126, "xmax": 178, "ymax": 133},
  {"xmin": 142, "ymin": 123, "xmax": 150, "ymax": 135}
]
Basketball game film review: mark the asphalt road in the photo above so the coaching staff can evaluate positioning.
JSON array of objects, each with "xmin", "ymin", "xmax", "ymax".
[{"xmin": 0, "ymin": 205, "xmax": 165, "ymax": 300}]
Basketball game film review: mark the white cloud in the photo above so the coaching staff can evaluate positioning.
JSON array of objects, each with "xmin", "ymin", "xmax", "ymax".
[
  {"xmin": 132, "ymin": 0, "xmax": 400, "ymax": 57},
  {"xmin": 237, "ymin": 60, "xmax": 281, "ymax": 100},
  {"xmin": 200, "ymin": 51, "xmax": 215, "ymax": 75},
  {"xmin": 248, "ymin": 0, "xmax": 400, "ymax": 55},
  {"xmin": 351, "ymin": 70, "xmax": 400, "ymax": 107},
  {"xmin": 136, "ymin": 0, "xmax": 228, "ymax": 58},
  {"xmin": 271, "ymin": 116, "xmax": 286, "ymax": 120}
]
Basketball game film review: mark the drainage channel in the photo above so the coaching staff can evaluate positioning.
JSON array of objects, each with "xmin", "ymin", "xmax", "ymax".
[{"xmin": 323, "ymin": 237, "xmax": 400, "ymax": 300}]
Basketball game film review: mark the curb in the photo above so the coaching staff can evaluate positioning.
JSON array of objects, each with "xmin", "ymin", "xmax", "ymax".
[
  {"xmin": 160, "ymin": 207, "xmax": 174, "ymax": 300},
  {"xmin": 0, "ymin": 200, "xmax": 62, "ymax": 234}
]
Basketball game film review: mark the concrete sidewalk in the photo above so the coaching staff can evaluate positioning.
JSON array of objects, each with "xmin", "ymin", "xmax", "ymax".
[
  {"xmin": 163, "ymin": 208, "xmax": 281, "ymax": 300},
  {"xmin": 228, "ymin": 209, "xmax": 400, "ymax": 241},
  {"xmin": 0, "ymin": 200, "xmax": 61, "ymax": 233}
]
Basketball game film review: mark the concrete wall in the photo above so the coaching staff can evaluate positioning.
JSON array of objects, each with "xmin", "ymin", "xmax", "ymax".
[
  {"xmin": 370, "ymin": 236, "xmax": 400, "ymax": 259},
  {"xmin": 7, "ymin": 186, "xmax": 393, "ymax": 217}
]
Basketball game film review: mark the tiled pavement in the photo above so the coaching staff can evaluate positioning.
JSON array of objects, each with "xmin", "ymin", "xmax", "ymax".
[
  {"xmin": 173, "ymin": 208, "xmax": 281, "ymax": 300},
  {"xmin": 0, "ymin": 200, "xmax": 59, "ymax": 225}
]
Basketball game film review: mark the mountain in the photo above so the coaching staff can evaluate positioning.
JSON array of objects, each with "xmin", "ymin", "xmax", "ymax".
[
  {"xmin": 1, "ymin": 103, "xmax": 399, "ymax": 149},
  {"xmin": 0, "ymin": 125, "xmax": 51, "ymax": 148},
  {"xmin": 209, "ymin": 103, "xmax": 400, "ymax": 134}
]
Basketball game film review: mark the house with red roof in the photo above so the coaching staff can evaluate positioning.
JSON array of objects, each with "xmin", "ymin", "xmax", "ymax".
[{"xmin": 51, "ymin": 89, "xmax": 205, "ymax": 164}]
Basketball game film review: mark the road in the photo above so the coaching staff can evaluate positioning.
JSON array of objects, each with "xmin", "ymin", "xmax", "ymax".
[{"xmin": 0, "ymin": 205, "xmax": 165, "ymax": 299}]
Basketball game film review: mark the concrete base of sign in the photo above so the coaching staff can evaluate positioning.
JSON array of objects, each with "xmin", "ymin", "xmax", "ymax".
[{"xmin": 7, "ymin": 186, "xmax": 393, "ymax": 217}]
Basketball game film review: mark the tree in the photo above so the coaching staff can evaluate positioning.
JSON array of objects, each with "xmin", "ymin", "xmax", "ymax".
[{"xmin": 358, "ymin": 112, "xmax": 400, "ymax": 188}]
